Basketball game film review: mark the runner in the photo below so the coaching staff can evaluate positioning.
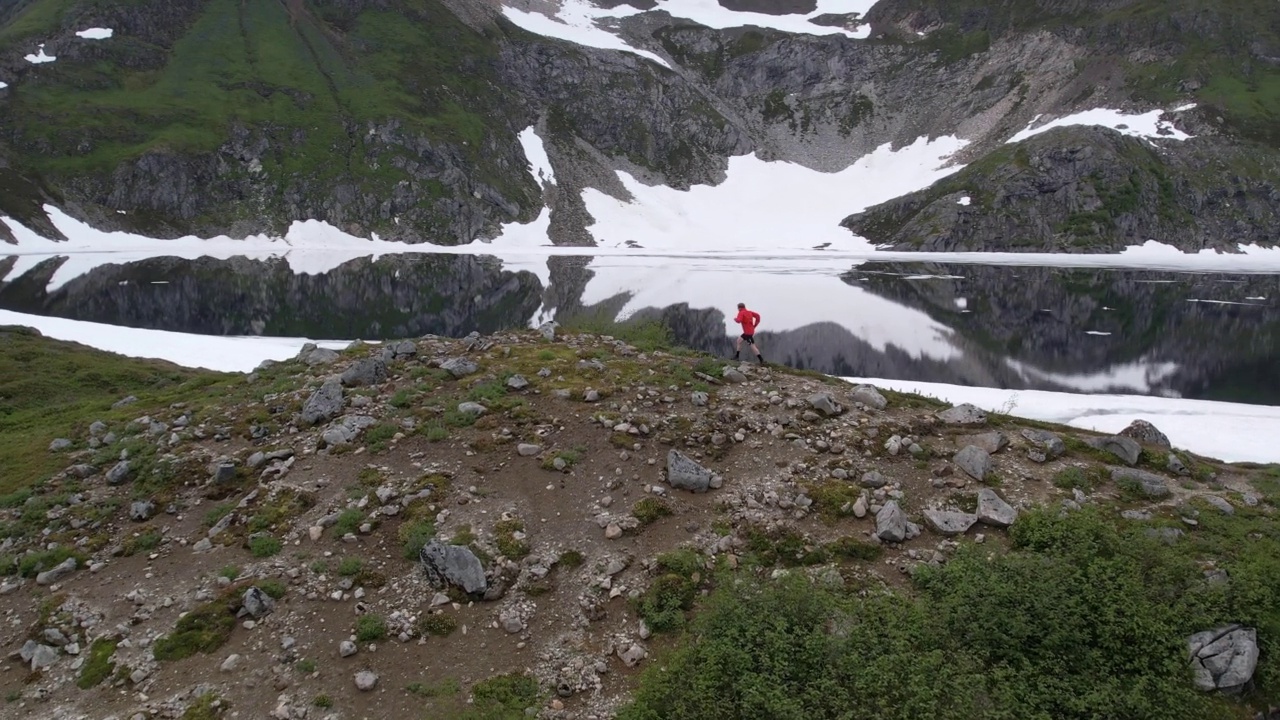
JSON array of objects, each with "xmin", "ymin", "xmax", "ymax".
[{"xmin": 732, "ymin": 302, "xmax": 765, "ymax": 364}]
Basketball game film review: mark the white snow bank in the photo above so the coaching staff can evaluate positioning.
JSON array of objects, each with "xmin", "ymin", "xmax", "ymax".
[
  {"xmin": 582, "ymin": 134, "xmax": 968, "ymax": 251},
  {"xmin": 640, "ymin": 0, "xmax": 878, "ymax": 39},
  {"xmin": 0, "ymin": 309, "xmax": 347, "ymax": 374},
  {"xmin": 24, "ymin": 44, "xmax": 55, "ymax": 64},
  {"xmin": 0, "ymin": 81, "xmax": 7, "ymax": 89},
  {"xmin": 957, "ymin": 196, "xmax": 971, "ymax": 206},
  {"xmin": 500, "ymin": 2, "xmax": 670, "ymax": 67},
  {"xmin": 518, "ymin": 127, "xmax": 556, "ymax": 187},
  {"xmin": 1008, "ymin": 107, "xmax": 1193, "ymax": 144},
  {"xmin": 844, "ymin": 376, "xmax": 1280, "ymax": 464},
  {"xmin": 1004, "ymin": 357, "xmax": 1180, "ymax": 395},
  {"xmin": 75, "ymin": 28, "xmax": 113, "ymax": 39}
]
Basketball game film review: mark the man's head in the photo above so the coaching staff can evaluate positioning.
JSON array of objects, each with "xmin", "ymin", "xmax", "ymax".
[{"xmin": 737, "ymin": 302, "xmax": 745, "ymax": 309}]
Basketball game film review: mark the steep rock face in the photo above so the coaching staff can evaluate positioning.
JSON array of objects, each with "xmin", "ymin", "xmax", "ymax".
[{"xmin": 843, "ymin": 127, "xmax": 1280, "ymax": 252}]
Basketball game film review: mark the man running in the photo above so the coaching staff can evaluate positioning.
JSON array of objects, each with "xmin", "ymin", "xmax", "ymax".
[{"xmin": 732, "ymin": 302, "xmax": 765, "ymax": 364}]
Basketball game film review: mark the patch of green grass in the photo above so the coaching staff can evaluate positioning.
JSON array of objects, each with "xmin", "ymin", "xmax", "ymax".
[
  {"xmin": 1053, "ymin": 465, "xmax": 1106, "ymax": 491},
  {"xmin": 355, "ymin": 614, "xmax": 388, "ymax": 642},
  {"xmin": 390, "ymin": 389, "xmax": 415, "ymax": 408},
  {"xmin": 399, "ymin": 518, "xmax": 436, "ymax": 559},
  {"xmin": 337, "ymin": 557, "xmax": 363, "ymax": 576},
  {"xmin": 803, "ymin": 480, "xmax": 863, "ymax": 521},
  {"xmin": 364, "ymin": 423, "xmax": 399, "ymax": 452},
  {"xmin": 466, "ymin": 673, "xmax": 542, "ymax": 719},
  {"xmin": 423, "ymin": 422, "xmax": 450, "ymax": 442},
  {"xmin": 558, "ymin": 549, "xmax": 584, "ymax": 569},
  {"xmin": 248, "ymin": 535, "xmax": 282, "ymax": 558},
  {"xmin": 408, "ymin": 677, "xmax": 462, "ymax": 698},
  {"xmin": 14, "ymin": 547, "xmax": 84, "ymax": 578},
  {"xmin": 560, "ymin": 314, "xmax": 674, "ymax": 353},
  {"xmin": 295, "ymin": 658, "xmax": 317, "ymax": 674},
  {"xmin": 122, "ymin": 530, "xmax": 163, "ymax": 557},
  {"xmin": 541, "ymin": 449, "xmax": 582, "ymax": 472},
  {"xmin": 256, "ymin": 578, "xmax": 287, "ymax": 599},
  {"xmin": 312, "ymin": 695, "xmax": 333, "ymax": 709},
  {"xmin": 204, "ymin": 503, "xmax": 235, "ymax": 528},
  {"xmin": 633, "ymin": 550, "xmax": 705, "ymax": 634},
  {"xmin": 417, "ymin": 613, "xmax": 458, "ymax": 637},
  {"xmin": 332, "ymin": 508, "xmax": 364, "ymax": 537},
  {"xmin": 218, "ymin": 565, "xmax": 240, "ymax": 581},
  {"xmin": 180, "ymin": 692, "xmax": 227, "ymax": 720},
  {"xmin": 493, "ymin": 518, "xmax": 529, "ymax": 559},
  {"xmin": 76, "ymin": 637, "xmax": 118, "ymax": 690},
  {"xmin": 153, "ymin": 596, "xmax": 237, "ymax": 662},
  {"xmin": 632, "ymin": 497, "xmax": 674, "ymax": 526}
]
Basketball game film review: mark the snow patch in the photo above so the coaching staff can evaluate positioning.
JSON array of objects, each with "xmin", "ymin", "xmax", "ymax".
[
  {"xmin": 75, "ymin": 27, "xmax": 113, "ymax": 39},
  {"xmin": 1084, "ymin": 330, "xmax": 1112, "ymax": 336},
  {"xmin": 0, "ymin": 309, "xmax": 346, "ymax": 374},
  {"xmin": 1007, "ymin": 107, "xmax": 1193, "ymax": 144},
  {"xmin": 500, "ymin": 2, "xmax": 669, "ymax": 67},
  {"xmin": 518, "ymin": 126, "xmax": 556, "ymax": 187},
  {"xmin": 843, "ymin": 376, "xmax": 1280, "ymax": 463},
  {"xmin": 957, "ymin": 196, "xmax": 971, "ymax": 206},
  {"xmin": 639, "ymin": 0, "xmax": 878, "ymax": 39},
  {"xmin": 1005, "ymin": 357, "xmax": 1179, "ymax": 395},
  {"xmin": 24, "ymin": 44, "xmax": 56, "ymax": 64},
  {"xmin": 0, "ymin": 81, "xmax": 7, "ymax": 89}
]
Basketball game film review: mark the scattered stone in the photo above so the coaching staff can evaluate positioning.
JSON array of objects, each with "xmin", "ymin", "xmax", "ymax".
[
  {"xmin": 1020, "ymin": 429, "xmax": 1066, "ymax": 461},
  {"xmin": 321, "ymin": 415, "xmax": 377, "ymax": 447},
  {"xmin": 440, "ymin": 357, "xmax": 479, "ymax": 378},
  {"xmin": 242, "ymin": 587, "xmax": 276, "ymax": 619},
  {"xmin": 220, "ymin": 654, "xmax": 242, "ymax": 672},
  {"xmin": 1121, "ymin": 509, "xmax": 1153, "ymax": 521},
  {"xmin": 953, "ymin": 445, "xmax": 991, "ymax": 481},
  {"xmin": 1188, "ymin": 625, "xmax": 1258, "ymax": 693},
  {"xmin": 89, "ymin": 420, "xmax": 107, "ymax": 436},
  {"xmin": 690, "ymin": 391, "xmax": 709, "ymax": 406},
  {"xmin": 457, "ymin": 402, "xmax": 488, "ymax": 416},
  {"xmin": 807, "ymin": 392, "xmax": 843, "ymax": 417},
  {"xmin": 667, "ymin": 450, "xmax": 714, "ymax": 494},
  {"xmin": 212, "ymin": 462, "xmax": 237, "ymax": 483},
  {"xmin": 420, "ymin": 540, "xmax": 487, "ymax": 594},
  {"xmin": 618, "ymin": 643, "xmax": 647, "ymax": 668},
  {"xmin": 584, "ymin": 389, "xmax": 601, "ymax": 402},
  {"xmin": 605, "ymin": 524, "xmax": 623, "ymax": 540},
  {"xmin": 859, "ymin": 470, "xmax": 887, "ymax": 489},
  {"xmin": 1203, "ymin": 496, "xmax": 1235, "ymax": 515},
  {"xmin": 923, "ymin": 509, "xmax": 977, "ymax": 536},
  {"xmin": 48, "ymin": 438, "xmax": 72, "ymax": 452},
  {"xmin": 36, "ymin": 557, "xmax": 76, "ymax": 586},
  {"xmin": 968, "ymin": 431, "xmax": 1008, "ymax": 455},
  {"xmin": 1086, "ymin": 436, "xmax": 1142, "ymax": 466},
  {"xmin": 976, "ymin": 488, "xmax": 1018, "ymax": 527},
  {"xmin": 506, "ymin": 375, "xmax": 529, "ymax": 390},
  {"xmin": 875, "ymin": 500, "xmax": 907, "ymax": 543},
  {"xmin": 722, "ymin": 367, "xmax": 747, "ymax": 384},
  {"xmin": 112, "ymin": 395, "xmax": 138, "ymax": 409},
  {"xmin": 849, "ymin": 384, "xmax": 887, "ymax": 410},
  {"xmin": 1120, "ymin": 419, "xmax": 1172, "ymax": 448},
  {"xmin": 339, "ymin": 640, "xmax": 358, "ymax": 658},
  {"xmin": 500, "ymin": 610, "xmax": 524, "ymax": 634},
  {"xmin": 852, "ymin": 495, "xmax": 868, "ymax": 518},
  {"xmin": 298, "ymin": 345, "xmax": 340, "ymax": 366},
  {"xmin": 106, "ymin": 460, "xmax": 131, "ymax": 485},
  {"xmin": 1111, "ymin": 467, "xmax": 1170, "ymax": 498},
  {"xmin": 29, "ymin": 644, "xmax": 58, "ymax": 671},
  {"xmin": 939, "ymin": 403, "xmax": 987, "ymax": 425},
  {"xmin": 341, "ymin": 358, "xmax": 388, "ymax": 387},
  {"xmin": 517, "ymin": 443, "xmax": 542, "ymax": 457},
  {"xmin": 247, "ymin": 452, "xmax": 267, "ymax": 469},
  {"xmin": 1167, "ymin": 453, "xmax": 1191, "ymax": 476},
  {"xmin": 538, "ymin": 321, "xmax": 557, "ymax": 341},
  {"xmin": 129, "ymin": 500, "xmax": 155, "ymax": 522},
  {"xmin": 354, "ymin": 670, "xmax": 379, "ymax": 691},
  {"xmin": 301, "ymin": 378, "xmax": 344, "ymax": 425}
]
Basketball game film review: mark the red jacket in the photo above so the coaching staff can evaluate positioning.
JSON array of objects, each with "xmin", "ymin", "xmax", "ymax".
[{"xmin": 734, "ymin": 308, "xmax": 760, "ymax": 335}]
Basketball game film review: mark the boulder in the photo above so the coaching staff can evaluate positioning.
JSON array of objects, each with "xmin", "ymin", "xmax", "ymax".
[
  {"xmin": 106, "ymin": 460, "xmax": 132, "ymax": 485},
  {"xmin": 667, "ymin": 450, "xmax": 714, "ymax": 493},
  {"xmin": 242, "ymin": 587, "xmax": 276, "ymax": 619},
  {"xmin": 457, "ymin": 402, "xmax": 488, "ymax": 416},
  {"xmin": 1188, "ymin": 625, "xmax": 1258, "ymax": 693},
  {"xmin": 321, "ymin": 415, "xmax": 377, "ymax": 447},
  {"xmin": 1111, "ymin": 467, "xmax": 1170, "ymax": 498},
  {"xmin": 923, "ymin": 509, "xmax": 977, "ymax": 536},
  {"xmin": 1020, "ymin": 429, "xmax": 1065, "ymax": 461},
  {"xmin": 1203, "ymin": 496, "xmax": 1234, "ymax": 515},
  {"xmin": 506, "ymin": 374, "xmax": 529, "ymax": 390},
  {"xmin": 48, "ymin": 438, "xmax": 72, "ymax": 452},
  {"xmin": 722, "ymin": 367, "xmax": 747, "ymax": 384},
  {"xmin": 953, "ymin": 445, "xmax": 991, "ymax": 481},
  {"xmin": 440, "ymin": 357, "xmax": 479, "ymax": 378},
  {"xmin": 340, "ymin": 358, "xmax": 388, "ymax": 387},
  {"xmin": 967, "ymin": 431, "xmax": 1008, "ymax": 455},
  {"xmin": 938, "ymin": 403, "xmax": 987, "ymax": 425},
  {"xmin": 28, "ymin": 643, "xmax": 58, "ymax": 671},
  {"xmin": 1087, "ymin": 436, "xmax": 1142, "ymax": 466},
  {"xmin": 388, "ymin": 339, "xmax": 417, "ymax": 358},
  {"xmin": 1120, "ymin": 419, "xmax": 1172, "ymax": 448},
  {"xmin": 849, "ymin": 384, "xmax": 888, "ymax": 410},
  {"xmin": 1167, "ymin": 453, "xmax": 1191, "ymax": 476},
  {"xmin": 354, "ymin": 670, "xmax": 379, "ymax": 691},
  {"xmin": 691, "ymin": 391, "xmax": 709, "ymax": 406},
  {"xmin": 807, "ymin": 392, "xmax": 843, "ymax": 417},
  {"xmin": 976, "ymin": 488, "xmax": 1018, "ymax": 527},
  {"xmin": 875, "ymin": 501, "xmax": 907, "ymax": 543},
  {"xmin": 538, "ymin": 321, "xmax": 557, "ymax": 341},
  {"xmin": 516, "ymin": 443, "xmax": 542, "ymax": 457},
  {"xmin": 859, "ymin": 470, "xmax": 887, "ymax": 489},
  {"xmin": 35, "ymin": 557, "xmax": 77, "ymax": 586},
  {"xmin": 301, "ymin": 378, "xmax": 344, "ymax": 425},
  {"xmin": 298, "ymin": 346, "xmax": 339, "ymax": 366},
  {"xmin": 129, "ymin": 500, "xmax": 156, "ymax": 522},
  {"xmin": 420, "ymin": 540, "xmax": 487, "ymax": 594}
]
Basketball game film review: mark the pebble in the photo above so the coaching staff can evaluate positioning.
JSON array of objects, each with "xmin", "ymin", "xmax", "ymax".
[{"xmin": 354, "ymin": 670, "xmax": 379, "ymax": 691}]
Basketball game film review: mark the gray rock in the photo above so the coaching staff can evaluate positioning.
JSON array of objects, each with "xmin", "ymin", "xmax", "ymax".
[
  {"xmin": 619, "ymin": 643, "xmax": 647, "ymax": 667},
  {"xmin": 1020, "ymin": 429, "xmax": 1066, "ymax": 461},
  {"xmin": 506, "ymin": 374, "xmax": 529, "ymax": 390},
  {"xmin": 19, "ymin": 640, "xmax": 39, "ymax": 662},
  {"xmin": 1203, "ymin": 496, "xmax": 1234, "ymax": 515},
  {"xmin": 1188, "ymin": 625, "xmax": 1258, "ymax": 693},
  {"xmin": 691, "ymin": 391, "xmax": 709, "ymax": 406},
  {"xmin": 538, "ymin": 321, "xmax": 557, "ymax": 341},
  {"xmin": 247, "ymin": 452, "xmax": 267, "ymax": 469},
  {"xmin": 388, "ymin": 339, "xmax": 417, "ymax": 358},
  {"xmin": 29, "ymin": 644, "xmax": 58, "ymax": 671},
  {"xmin": 939, "ymin": 403, "xmax": 987, "ymax": 425},
  {"xmin": 1112, "ymin": 467, "xmax": 1170, "ymax": 498},
  {"xmin": 578, "ymin": 358, "xmax": 606, "ymax": 372},
  {"xmin": 967, "ymin": 431, "xmax": 1008, "ymax": 455},
  {"xmin": 976, "ymin": 489, "xmax": 1018, "ymax": 527},
  {"xmin": 517, "ymin": 443, "xmax": 542, "ymax": 457},
  {"xmin": 129, "ymin": 500, "xmax": 156, "ymax": 522},
  {"xmin": 722, "ymin": 367, "xmax": 747, "ymax": 384},
  {"xmin": 299, "ymin": 346, "xmax": 340, "ymax": 366},
  {"xmin": 457, "ymin": 401, "xmax": 488, "ymax": 416},
  {"xmin": 354, "ymin": 670, "xmax": 379, "ymax": 691},
  {"xmin": 321, "ymin": 415, "xmax": 377, "ymax": 446},
  {"xmin": 1121, "ymin": 509, "xmax": 1153, "ymax": 521},
  {"xmin": 953, "ymin": 445, "xmax": 991, "ymax": 481},
  {"xmin": 875, "ymin": 500, "xmax": 907, "ymax": 543},
  {"xmin": 35, "ymin": 557, "xmax": 77, "ymax": 586},
  {"xmin": 1086, "ymin": 436, "xmax": 1142, "ymax": 466},
  {"xmin": 420, "ymin": 540, "xmax": 487, "ymax": 594},
  {"xmin": 301, "ymin": 378, "xmax": 344, "ymax": 425},
  {"xmin": 89, "ymin": 421, "xmax": 107, "ymax": 436},
  {"xmin": 67, "ymin": 464, "xmax": 95, "ymax": 479},
  {"xmin": 1120, "ymin": 419, "xmax": 1172, "ymax": 448},
  {"xmin": 849, "ymin": 384, "xmax": 887, "ymax": 410},
  {"xmin": 212, "ymin": 462, "xmax": 237, "ymax": 483},
  {"xmin": 922, "ymin": 509, "xmax": 977, "ymax": 536},
  {"xmin": 49, "ymin": 438, "xmax": 72, "ymax": 452},
  {"xmin": 806, "ymin": 392, "xmax": 843, "ymax": 417},
  {"xmin": 1167, "ymin": 453, "xmax": 1191, "ymax": 476},
  {"xmin": 340, "ymin": 358, "xmax": 388, "ymax": 387},
  {"xmin": 42, "ymin": 628, "xmax": 68, "ymax": 646},
  {"xmin": 667, "ymin": 450, "xmax": 713, "ymax": 493},
  {"xmin": 500, "ymin": 610, "xmax": 524, "ymax": 634},
  {"xmin": 112, "ymin": 395, "xmax": 138, "ymax": 409},
  {"xmin": 441, "ymin": 357, "xmax": 479, "ymax": 378},
  {"xmin": 106, "ymin": 460, "xmax": 131, "ymax": 485},
  {"xmin": 583, "ymin": 389, "xmax": 600, "ymax": 402},
  {"xmin": 339, "ymin": 640, "xmax": 358, "ymax": 657},
  {"xmin": 242, "ymin": 587, "xmax": 276, "ymax": 619},
  {"xmin": 1147, "ymin": 527, "xmax": 1184, "ymax": 544},
  {"xmin": 220, "ymin": 654, "xmax": 242, "ymax": 672},
  {"xmin": 859, "ymin": 470, "xmax": 887, "ymax": 489}
]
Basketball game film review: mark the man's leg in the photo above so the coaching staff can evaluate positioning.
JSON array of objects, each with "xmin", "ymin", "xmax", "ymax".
[
  {"xmin": 733, "ymin": 335, "xmax": 742, "ymax": 359},
  {"xmin": 751, "ymin": 337, "xmax": 764, "ymax": 363}
]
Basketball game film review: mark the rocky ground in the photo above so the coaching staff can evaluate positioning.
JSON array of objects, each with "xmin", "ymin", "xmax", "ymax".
[{"xmin": 0, "ymin": 326, "xmax": 1273, "ymax": 719}]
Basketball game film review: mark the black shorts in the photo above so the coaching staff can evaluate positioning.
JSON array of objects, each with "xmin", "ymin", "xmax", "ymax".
[{"xmin": 740, "ymin": 334, "xmax": 755, "ymax": 344}]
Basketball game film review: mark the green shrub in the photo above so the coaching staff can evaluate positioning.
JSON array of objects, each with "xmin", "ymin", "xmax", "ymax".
[
  {"xmin": 256, "ymin": 578, "xmax": 287, "ymax": 599},
  {"xmin": 248, "ymin": 535, "xmax": 282, "ymax": 558},
  {"xmin": 355, "ymin": 614, "xmax": 387, "ymax": 642},
  {"xmin": 337, "ymin": 557, "xmax": 363, "ymax": 576},
  {"xmin": 399, "ymin": 519, "xmax": 436, "ymax": 559},
  {"xmin": 633, "ymin": 498, "xmax": 673, "ymax": 525},
  {"xmin": 332, "ymin": 509, "xmax": 363, "ymax": 537},
  {"xmin": 467, "ymin": 673, "xmax": 541, "ymax": 718},
  {"xmin": 218, "ymin": 565, "xmax": 240, "ymax": 581},
  {"xmin": 17, "ymin": 547, "xmax": 84, "ymax": 578},
  {"xmin": 417, "ymin": 613, "xmax": 458, "ymax": 637},
  {"xmin": 76, "ymin": 637, "xmax": 118, "ymax": 689},
  {"xmin": 180, "ymin": 693, "xmax": 227, "ymax": 720},
  {"xmin": 153, "ymin": 599, "xmax": 237, "ymax": 662},
  {"xmin": 295, "ymin": 658, "xmax": 316, "ymax": 674},
  {"xmin": 558, "ymin": 550, "xmax": 584, "ymax": 569}
]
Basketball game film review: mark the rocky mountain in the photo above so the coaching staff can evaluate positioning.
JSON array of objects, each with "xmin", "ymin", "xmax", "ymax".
[{"xmin": 0, "ymin": 0, "xmax": 1277, "ymax": 252}]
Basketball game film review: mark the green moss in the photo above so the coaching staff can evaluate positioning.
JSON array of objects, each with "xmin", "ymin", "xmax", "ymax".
[
  {"xmin": 493, "ymin": 518, "xmax": 530, "ymax": 560},
  {"xmin": 468, "ymin": 673, "xmax": 541, "ymax": 718},
  {"xmin": 153, "ymin": 596, "xmax": 238, "ymax": 662},
  {"xmin": 332, "ymin": 509, "xmax": 364, "ymax": 537},
  {"xmin": 399, "ymin": 518, "xmax": 436, "ymax": 559},
  {"xmin": 633, "ymin": 497, "xmax": 674, "ymax": 526},
  {"xmin": 417, "ymin": 612, "xmax": 458, "ymax": 637},
  {"xmin": 180, "ymin": 693, "xmax": 228, "ymax": 720},
  {"xmin": 337, "ymin": 557, "xmax": 363, "ymax": 576},
  {"xmin": 76, "ymin": 637, "xmax": 118, "ymax": 690},
  {"xmin": 355, "ymin": 613, "xmax": 387, "ymax": 642},
  {"xmin": 248, "ymin": 535, "xmax": 282, "ymax": 558}
]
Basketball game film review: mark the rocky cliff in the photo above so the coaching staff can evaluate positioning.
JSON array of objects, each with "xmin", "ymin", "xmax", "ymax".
[{"xmin": 0, "ymin": 0, "xmax": 1277, "ymax": 251}]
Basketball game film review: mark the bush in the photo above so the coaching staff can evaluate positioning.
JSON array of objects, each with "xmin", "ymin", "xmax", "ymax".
[
  {"xmin": 76, "ymin": 637, "xmax": 118, "ymax": 689},
  {"xmin": 332, "ymin": 509, "xmax": 363, "ymax": 537},
  {"xmin": 248, "ymin": 535, "xmax": 282, "ymax": 558},
  {"xmin": 337, "ymin": 557, "xmax": 363, "ymax": 576},
  {"xmin": 399, "ymin": 519, "xmax": 436, "ymax": 559},
  {"xmin": 467, "ymin": 673, "xmax": 541, "ymax": 718},
  {"xmin": 256, "ymin": 578, "xmax": 287, "ymax": 599},
  {"xmin": 417, "ymin": 613, "xmax": 458, "ymax": 637},
  {"xmin": 17, "ymin": 547, "xmax": 84, "ymax": 578},
  {"xmin": 633, "ymin": 498, "xmax": 673, "ymax": 526},
  {"xmin": 355, "ymin": 614, "xmax": 388, "ymax": 642},
  {"xmin": 153, "ymin": 599, "xmax": 236, "ymax": 662}
]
